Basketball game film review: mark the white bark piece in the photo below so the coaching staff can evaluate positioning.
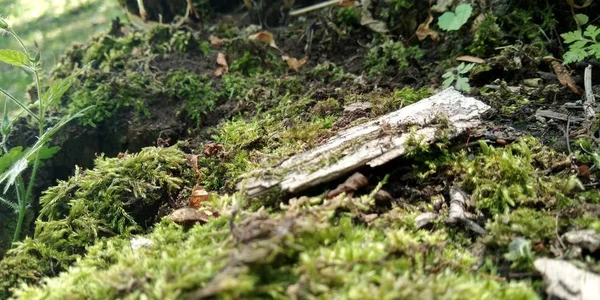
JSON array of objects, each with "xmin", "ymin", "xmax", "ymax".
[
  {"xmin": 534, "ymin": 258, "xmax": 600, "ymax": 300},
  {"xmin": 584, "ymin": 65, "xmax": 596, "ymax": 121},
  {"xmin": 563, "ymin": 229, "xmax": 600, "ymax": 252},
  {"xmin": 238, "ymin": 88, "xmax": 491, "ymax": 197}
]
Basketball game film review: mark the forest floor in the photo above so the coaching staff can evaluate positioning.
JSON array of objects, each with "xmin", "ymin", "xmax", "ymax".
[{"xmin": 0, "ymin": 1, "xmax": 600, "ymax": 299}]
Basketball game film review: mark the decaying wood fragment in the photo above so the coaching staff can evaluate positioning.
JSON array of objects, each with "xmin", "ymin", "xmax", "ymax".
[
  {"xmin": 563, "ymin": 229, "xmax": 600, "ymax": 252},
  {"xmin": 584, "ymin": 65, "xmax": 596, "ymax": 121},
  {"xmin": 534, "ymin": 258, "xmax": 600, "ymax": 300},
  {"xmin": 535, "ymin": 109, "xmax": 585, "ymax": 123},
  {"xmin": 238, "ymin": 88, "xmax": 491, "ymax": 197}
]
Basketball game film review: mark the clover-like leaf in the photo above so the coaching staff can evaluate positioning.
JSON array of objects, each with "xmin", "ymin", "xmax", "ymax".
[{"xmin": 438, "ymin": 4, "xmax": 473, "ymax": 31}]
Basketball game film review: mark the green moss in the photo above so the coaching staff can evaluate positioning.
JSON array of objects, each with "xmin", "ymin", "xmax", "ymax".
[
  {"xmin": 335, "ymin": 6, "xmax": 361, "ymax": 27},
  {"xmin": 312, "ymin": 98, "xmax": 341, "ymax": 117},
  {"xmin": 308, "ymin": 62, "xmax": 356, "ymax": 83},
  {"xmin": 468, "ymin": 14, "xmax": 502, "ymax": 57},
  {"xmin": 365, "ymin": 40, "xmax": 424, "ymax": 77},
  {"xmin": 164, "ymin": 70, "xmax": 218, "ymax": 125},
  {"xmin": 13, "ymin": 192, "xmax": 538, "ymax": 299},
  {"xmin": 68, "ymin": 71, "xmax": 151, "ymax": 127},
  {"xmin": 485, "ymin": 208, "xmax": 557, "ymax": 249},
  {"xmin": 452, "ymin": 137, "xmax": 582, "ymax": 214},
  {"xmin": 0, "ymin": 146, "xmax": 195, "ymax": 298}
]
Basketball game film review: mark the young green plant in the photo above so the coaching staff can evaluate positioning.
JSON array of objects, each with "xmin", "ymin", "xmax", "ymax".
[
  {"xmin": 442, "ymin": 62, "xmax": 474, "ymax": 92},
  {"xmin": 0, "ymin": 17, "xmax": 92, "ymax": 244}
]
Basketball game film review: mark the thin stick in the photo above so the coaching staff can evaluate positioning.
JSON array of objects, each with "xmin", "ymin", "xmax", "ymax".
[
  {"xmin": 289, "ymin": 0, "xmax": 345, "ymax": 17},
  {"xmin": 584, "ymin": 64, "xmax": 596, "ymax": 121}
]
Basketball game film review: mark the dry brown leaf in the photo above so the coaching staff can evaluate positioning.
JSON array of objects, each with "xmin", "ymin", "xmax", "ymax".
[
  {"xmin": 325, "ymin": 172, "xmax": 368, "ymax": 199},
  {"xmin": 215, "ymin": 52, "xmax": 229, "ymax": 77},
  {"xmin": 170, "ymin": 207, "xmax": 210, "ymax": 226},
  {"xmin": 456, "ymin": 55, "xmax": 485, "ymax": 64},
  {"xmin": 185, "ymin": 154, "xmax": 200, "ymax": 177},
  {"xmin": 552, "ymin": 61, "xmax": 582, "ymax": 94},
  {"xmin": 471, "ymin": 13, "xmax": 485, "ymax": 33},
  {"xmin": 282, "ymin": 55, "xmax": 308, "ymax": 72},
  {"xmin": 190, "ymin": 185, "xmax": 210, "ymax": 208},
  {"xmin": 131, "ymin": 47, "xmax": 142, "ymax": 57},
  {"xmin": 249, "ymin": 31, "xmax": 279, "ymax": 50},
  {"xmin": 210, "ymin": 35, "xmax": 227, "ymax": 46},
  {"xmin": 416, "ymin": 15, "xmax": 440, "ymax": 42},
  {"xmin": 243, "ymin": 0, "xmax": 253, "ymax": 9},
  {"xmin": 203, "ymin": 142, "xmax": 225, "ymax": 157}
]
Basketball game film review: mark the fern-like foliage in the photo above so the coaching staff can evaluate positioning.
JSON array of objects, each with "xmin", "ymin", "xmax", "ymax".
[{"xmin": 561, "ymin": 24, "xmax": 600, "ymax": 64}]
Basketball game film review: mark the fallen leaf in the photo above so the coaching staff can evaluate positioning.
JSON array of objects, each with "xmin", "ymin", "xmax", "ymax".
[
  {"xmin": 249, "ymin": 31, "xmax": 280, "ymax": 50},
  {"xmin": 455, "ymin": 55, "xmax": 485, "ymax": 64},
  {"xmin": 360, "ymin": 0, "xmax": 389, "ymax": 33},
  {"xmin": 210, "ymin": 35, "xmax": 227, "ymax": 46},
  {"xmin": 282, "ymin": 55, "xmax": 308, "ymax": 72},
  {"xmin": 203, "ymin": 142, "xmax": 225, "ymax": 157},
  {"xmin": 551, "ymin": 61, "xmax": 582, "ymax": 94},
  {"xmin": 338, "ymin": 0, "xmax": 355, "ymax": 7},
  {"xmin": 325, "ymin": 172, "xmax": 368, "ymax": 199},
  {"xmin": 416, "ymin": 15, "xmax": 440, "ymax": 41},
  {"xmin": 170, "ymin": 207, "xmax": 210, "ymax": 226},
  {"xmin": 190, "ymin": 185, "xmax": 210, "ymax": 208},
  {"xmin": 185, "ymin": 154, "xmax": 200, "ymax": 177},
  {"xmin": 215, "ymin": 52, "xmax": 228, "ymax": 77}
]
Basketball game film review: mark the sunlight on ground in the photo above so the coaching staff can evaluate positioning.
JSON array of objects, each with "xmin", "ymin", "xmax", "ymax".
[{"xmin": 0, "ymin": 0, "xmax": 123, "ymax": 107}]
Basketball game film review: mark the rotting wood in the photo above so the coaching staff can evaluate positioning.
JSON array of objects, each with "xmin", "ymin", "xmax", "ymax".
[
  {"xmin": 534, "ymin": 258, "xmax": 600, "ymax": 300},
  {"xmin": 238, "ymin": 88, "xmax": 492, "ymax": 197}
]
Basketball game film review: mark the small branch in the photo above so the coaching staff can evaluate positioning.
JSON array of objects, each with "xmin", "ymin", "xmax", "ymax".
[
  {"xmin": 584, "ymin": 65, "xmax": 596, "ymax": 121},
  {"xmin": 289, "ymin": 0, "xmax": 345, "ymax": 17}
]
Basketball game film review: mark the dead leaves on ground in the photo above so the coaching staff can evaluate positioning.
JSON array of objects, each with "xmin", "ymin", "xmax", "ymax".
[
  {"xmin": 249, "ymin": 31, "xmax": 280, "ymax": 50},
  {"xmin": 416, "ymin": 15, "xmax": 439, "ymax": 42},
  {"xmin": 551, "ymin": 61, "xmax": 583, "ymax": 94},
  {"xmin": 215, "ymin": 52, "xmax": 228, "ymax": 77},
  {"xmin": 282, "ymin": 55, "xmax": 308, "ymax": 72}
]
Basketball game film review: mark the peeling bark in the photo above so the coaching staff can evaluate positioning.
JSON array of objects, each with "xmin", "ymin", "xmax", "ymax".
[{"xmin": 239, "ymin": 88, "xmax": 492, "ymax": 197}]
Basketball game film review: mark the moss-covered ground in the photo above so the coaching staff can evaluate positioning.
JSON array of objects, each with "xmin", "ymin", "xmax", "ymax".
[{"xmin": 1, "ymin": 0, "xmax": 600, "ymax": 298}]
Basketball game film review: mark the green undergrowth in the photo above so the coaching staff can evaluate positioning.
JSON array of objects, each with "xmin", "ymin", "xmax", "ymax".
[
  {"xmin": 14, "ymin": 194, "xmax": 539, "ymax": 299},
  {"xmin": 0, "ymin": 146, "xmax": 196, "ymax": 298},
  {"xmin": 4, "ymin": 129, "xmax": 599, "ymax": 298}
]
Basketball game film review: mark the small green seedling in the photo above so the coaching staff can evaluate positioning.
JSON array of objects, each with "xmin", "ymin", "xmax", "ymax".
[
  {"xmin": 0, "ymin": 17, "xmax": 91, "ymax": 244},
  {"xmin": 442, "ymin": 62, "xmax": 474, "ymax": 92},
  {"xmin": 437, "ymin": 3, "xmax": 473, "ymax": 31},
  {"xmin": 561, "ymin": 24, "xmax": 600, "ymax": 64}
]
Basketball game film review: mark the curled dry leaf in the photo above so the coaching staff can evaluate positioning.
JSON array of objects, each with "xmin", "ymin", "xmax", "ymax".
[
  {"xmin": 416, "ymin": 15, "xmax": 440, "ymax": 42},
  {"xmin": 282, "ymin": 55, "xmax": 308, "ymax": 72},
  {"xmin": 210, "ymin": 35, "xmax": 228, "ymax": 46},
  {"xmin": 170, "ymin": 207, "xmax": 210, "ymax": 226},
  {"xmin": 551, "ymin": 61, "xmax": 582, "ymax": 94},
  {"xmin": 190, "ymin": 185, "xmax": 210, "ymax": 208},
  {"xmin": 325, "ymin": 172, "xmax": 369, "ymax": 199},
  {"xmin": 248, "ymin": 31, "xmax": 279, "ymax": 50},
  {"xmin": 456, "ymin": 55, "xmax": 485, "ymax": 64},
  {"xmin": 215, "ymin": 52, "xmax": 228, "ymax": 77},
  {"xmin": 204, "ymin": 142, "xmax": 225, "ymax": 157},
  {"xmin": 185, "ymin": 154, "xmax": 201, "ymax": 177}
]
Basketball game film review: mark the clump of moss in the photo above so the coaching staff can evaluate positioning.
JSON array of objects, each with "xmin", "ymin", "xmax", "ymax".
[
  {"xmin": 468, "ymin": 14, "xmax": 502, "ymax": 57},
  {"xmin": 13, "ymin": 193, "xmax": 539, "ymax": 299},
  {"xmin": 452, "ymin": 137, "xmax": 582, "ymax": 214},
  {"xmin": 485, "ymin": 208, "xmax": 557, "ymax": 250},
  {"xmin": 68, "ymin": 70, "xmax": 151, "ymax": 127},
  {"xmin": 164, "ymin": 70, "xmax": 217, "ymax": 125},
  {"xmin": 365, "ymin": 40, "xmax": 424, "ymax": 77},
  {"xmin": 0, "ymin": 146, "xmax": 195, "ymax": 298}
]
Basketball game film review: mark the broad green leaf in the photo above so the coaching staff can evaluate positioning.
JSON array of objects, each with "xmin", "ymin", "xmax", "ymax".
[
  {"xmin": 574, "ymin": 14, "xmax": 589, "ymax": 26},
  {"xmin": 41, "ymin": 65, "xmax": 88, "ymax": 106},
  {"xmin": 572, "ymin": 40, "xmax": 590, "ymax": 50},
  {"xmin": 455, "ymin": 77, "xmax": 470, "ymax": 92},
  {"xmin": 589, "ymin": 43, "xmax": 600, "ymax": 59},
  {"xmin": 441, "ymin": 72, "xmax": 454, "ymax": 79},
  {"xmin": 583, "ymin": 24, "xmax": 600, "ymax": 40},
  {"xmin": 457, "ymin": 62, "xmax": 475, "ymax": 74},
  {"xmin": 563, "ymin": 48, "xmax": 588, "ymax": 64},
  {"xmin": 437, "ymin": 4, "xmax": 473, "ymax": 31},
  {"xmin": 442, "ymin": 76, "xmax": 455, "ymax": 88},
  {"xmin": 0, "ymin": 49, "xmax": 29, "ymax": 67},
  {"xmin": 0, "ymin": 146, "xmax": 24, "ymax": 173},
  {"xmin": 561, "ymin": 31, "xmax": 583, "ymax": 44}
]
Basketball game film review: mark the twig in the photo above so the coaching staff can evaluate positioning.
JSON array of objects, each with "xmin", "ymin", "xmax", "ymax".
[
  {"xmin": 583, "ymin": 65, "xmax": 596, "ymax": 121},
  {"xmin": 289, "ymin": 0, "xmax": 345, "ymax": 17}
]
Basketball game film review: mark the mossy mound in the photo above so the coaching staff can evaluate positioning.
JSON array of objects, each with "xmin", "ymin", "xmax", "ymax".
[{"xmin": 0, "ymin": 146, "xmax": 197, "ymax": 298}]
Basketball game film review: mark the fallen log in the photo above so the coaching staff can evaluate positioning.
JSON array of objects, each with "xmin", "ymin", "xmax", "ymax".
[{"xmin": 238, "ymin": 88, "xmax": 492, "ymax": 197}]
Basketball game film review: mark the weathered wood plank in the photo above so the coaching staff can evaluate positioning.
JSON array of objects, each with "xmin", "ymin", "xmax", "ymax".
[{"xmin": 238, "ymin": 88, "xmax": 492, "ymax": 197}]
